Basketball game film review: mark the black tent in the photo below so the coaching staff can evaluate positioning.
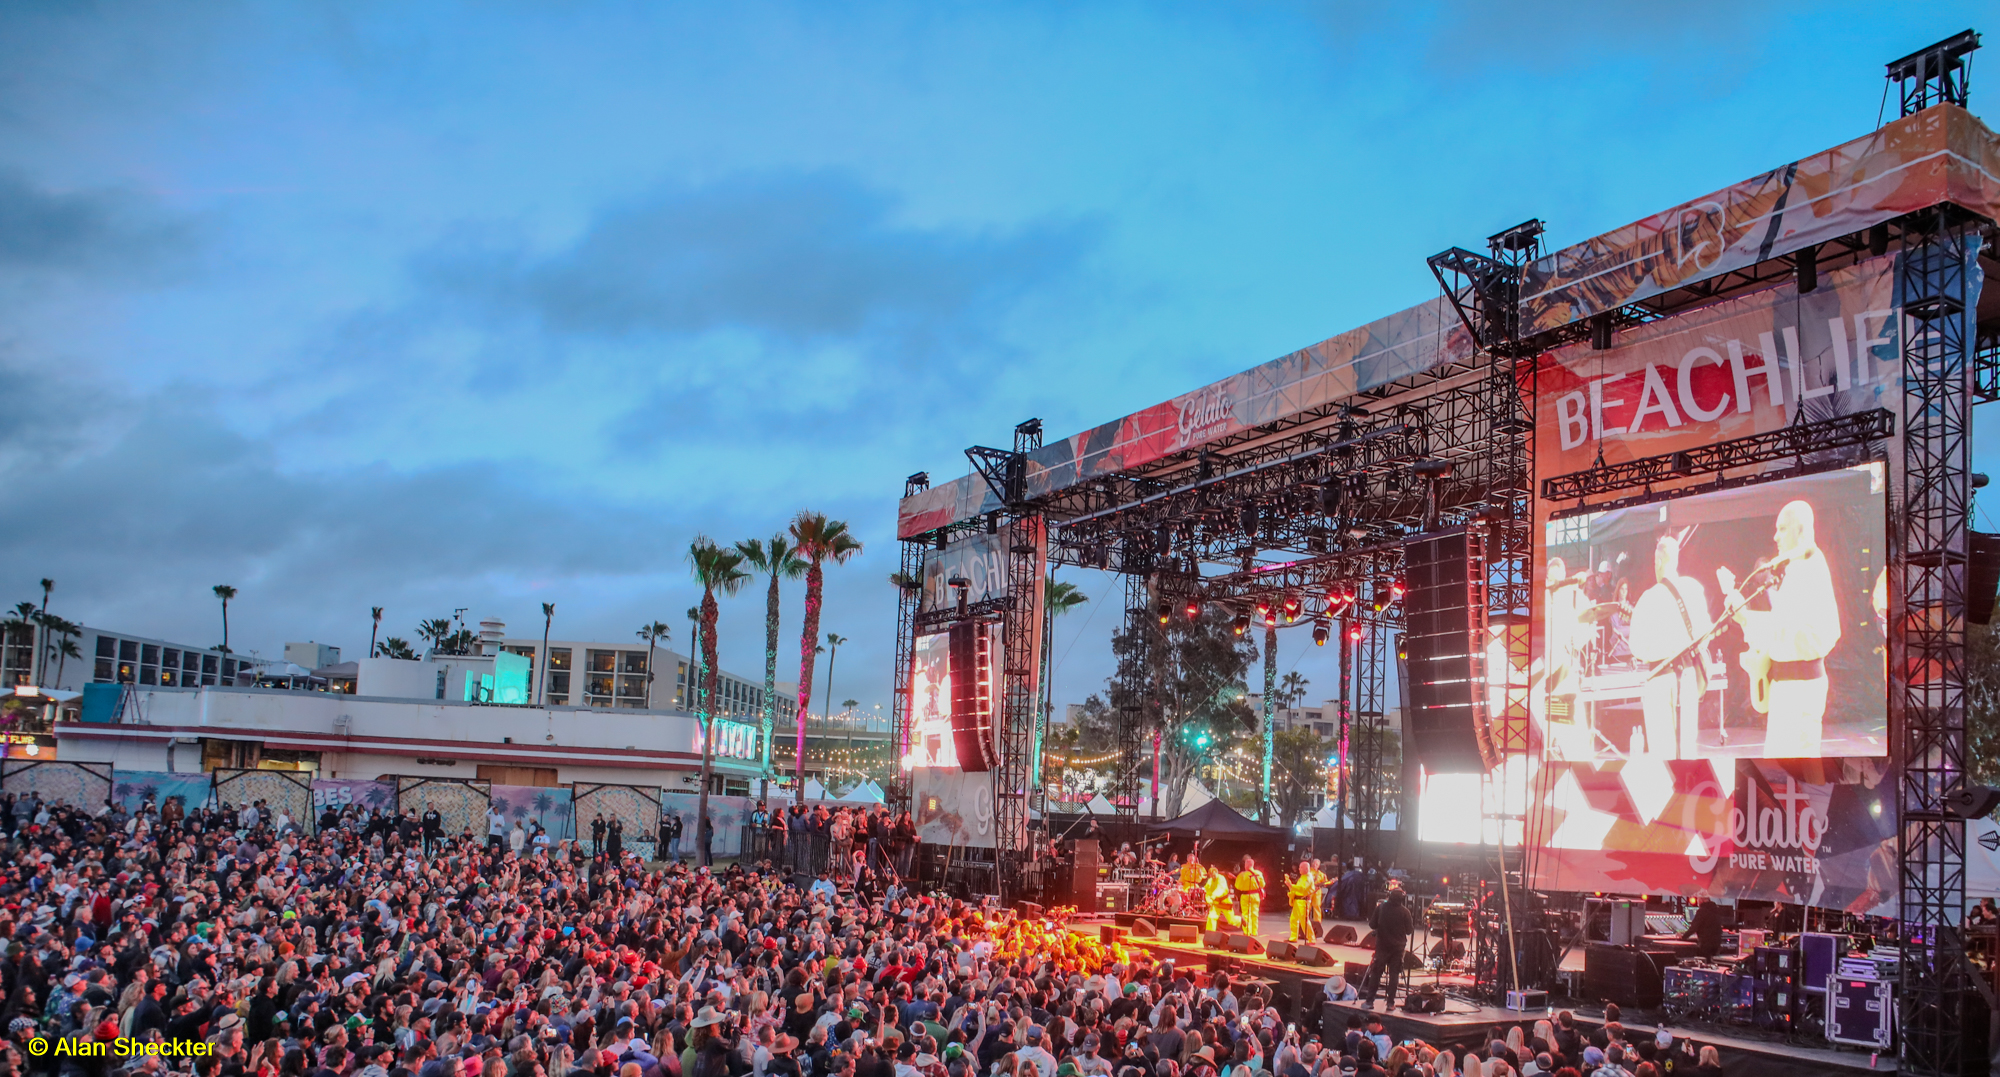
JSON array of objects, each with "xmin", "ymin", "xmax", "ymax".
[
  {"xmin": 1149, "ymin": 798, "xmax": 1286, "ymax": 839},
  {"xmin": 1148, "ymin": 800, "xmax": 1291, "ymax": 872}
]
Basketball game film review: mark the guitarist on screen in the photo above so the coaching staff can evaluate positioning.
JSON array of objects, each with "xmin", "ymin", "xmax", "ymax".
[
  {"xmin": 1627, "ymin": 533, "xmax": 1715, "ymax": 759},
  {"xmin": 1715, "ymin": 500, "xmax": 1841, "ymax": 758}
]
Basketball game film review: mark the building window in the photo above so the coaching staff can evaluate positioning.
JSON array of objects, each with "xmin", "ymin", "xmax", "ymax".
[
  {"xmin": 117, "ymin": 662, "xmax": 135, "ymax": 683},
  {"xmin": 586, "ymin": 673, "xmax": 614, "ymax": 698},
  {"xmin": 547, "ymin": 671, "xmax": 570, "ymax": 697},
  {"xmin": 547, "ymin": 695, "xmax": 568, "ymax": 706},
  {"xmin": 139, "ymin": 666, "xmax": 157, "ymax": 686},
  {"xmin": 621, "ymin": 651, "xmax": 647, "ymax": 674},
  {"xmin": 548, "ymin": 648, "xmax": 571, "ymax": 670},
  {"xmin": 94, "ymin": 658, "xmax": 114, "ymax": 681},
  {"xmin": 119, "ymin": 640, "xmax": 138, "ymax": 662},
  {"xmin": 203, "ymin": 655, "xmax": 218, "ymax": 674},
  {"xmin": 617, "ymin": 674, "xmax": 645, "ymax": 699},
  {"xmin": 96, "ymin": 636, "xmax": 116, "ymax": 659},
  {"xmin": 159, "ymin": 668, "xmax": 177, "ymax": 686},
  {"xmin": 588, "ymin": 650, "xmax": 615, "ymax": 673}
]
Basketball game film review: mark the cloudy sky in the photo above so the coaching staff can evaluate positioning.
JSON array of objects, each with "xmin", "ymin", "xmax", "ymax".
[{"xmin": 0, "ymin": 2, "xmax": 1991, "ymax": 717}]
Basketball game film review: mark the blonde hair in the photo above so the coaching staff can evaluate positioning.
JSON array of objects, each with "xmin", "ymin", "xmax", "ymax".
[{"xmin": 1699, "ymin": 1046, "xmax": 1721, "ymax": 1065}]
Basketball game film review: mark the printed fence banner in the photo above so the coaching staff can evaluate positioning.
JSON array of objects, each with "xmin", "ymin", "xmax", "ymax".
[
  {"xmin": 112, "ymin": 771, "xmax": 213, "ymax": 814},
  {"xmin": 912, "ymin": 768, "xmax": 995, "ymax": 849},
  {"xmin": 311, "ymin": 779, "xmax": 397, "ymax": 815},
  {"xmin": 489, "ymin": 784, "xmax": 575, "ymax": 841},
  {"xmin": 659, "ymin": 793, "xmax": 756, "ymax": 858}
]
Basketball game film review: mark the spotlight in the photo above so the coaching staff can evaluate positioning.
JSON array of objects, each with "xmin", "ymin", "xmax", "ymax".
[
  {"xmin": 1390, "ymin": 577, "xmax": 1406, "ymax": 601},
  {"xmin": 1312, "ymin": 621, "xmax": 1330, "ymax": 647},
  {"xmin": 1318, "ymin": 482, "xmax": 1344, "ymax": 516},
  {"xmin": 1256, "ymin": 598, "xmax": 1272, "ymax": 621},
  {"xmin": 1156, "ymin": 600, "xmax": 1173, "ymax": 625},
  {"xmin": 1395, "ymin": 633, "xmax": 1408, "ymax": 661},
  {"xmin": 1240, "ymin": 502, "xmax": 1259, "ymax": 533},
  {"xmin": 1233, "ymin": 613, "xmax": 1250, "ymax": 636},
  {"xmin": 1185, "ymin": 599, "xmax": 1201, "ymax": 621},
  {"xmin": 1265, "ymin": 607, "xmax": 1277, "ymax": 627},
  {"xmin": 1347, "ymin": 624, "xmax": 1364, "ymax": 643},
  {"xmin": 1283, "ymin": 594, "xmax": 1301, "ymax": 622}
]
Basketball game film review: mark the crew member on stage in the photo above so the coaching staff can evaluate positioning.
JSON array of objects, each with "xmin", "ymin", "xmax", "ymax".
[
  {"xmin": 1358, "ymin": 881, "xmax": 1413, "ymax": 1008},
  {"xmin": 1716, "ymin": 499, "xmax": 1841, "ymax": 757},
  {"xmin": 1287, "ymin": 860, "xmax": 1322, "ymax": 942},
  {"xmin": 1628, "ymin": 534, "xmax": 1714, "ymax": 759},
  {"xmin": 1205, "ymin": 864, "xmax": 1235, "ymax": 931},
  {"xmin": 1235, "ymin": 855, "xmax": 1267, "ymax": 936},
  {"xmin": 1681, "ymin": 895, "xmax": 1725, "ymax": 959}
]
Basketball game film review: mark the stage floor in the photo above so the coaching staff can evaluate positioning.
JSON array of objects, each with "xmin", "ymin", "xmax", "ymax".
[{"xmin": 1080, "ymin": 914, "xmax": 1891, "ymax": 1077}]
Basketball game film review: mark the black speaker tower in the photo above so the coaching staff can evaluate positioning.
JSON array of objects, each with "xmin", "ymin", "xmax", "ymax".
[{"xmin": 1402, "ymin": 531, "xmax": 1485, "ymax": 772}]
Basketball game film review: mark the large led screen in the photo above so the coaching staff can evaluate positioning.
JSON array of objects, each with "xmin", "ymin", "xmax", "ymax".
[
  {"xmin": 903, "ymin": 630, "xmax": 959, "ymax": 769},
  {"xmin": 1541, "ymin": 462, "xmax": 1886, "ymax": 763}
]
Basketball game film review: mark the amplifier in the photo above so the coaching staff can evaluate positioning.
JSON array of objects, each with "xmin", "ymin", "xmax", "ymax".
[
  {"xmin": 1583, "ymin": 944, "xmax": 1663, "ymax": 1008},
  {"xmin": 1095, "ymin": 882, "xmax": 1130, "ymax": 913}
]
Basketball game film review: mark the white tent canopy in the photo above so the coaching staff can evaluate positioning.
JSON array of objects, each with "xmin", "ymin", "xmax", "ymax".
[
  {"xmin": 1138, "ymin": 779, "xmax": 1215, "ymax": 817},
  {"xmin": 1969, "ymin": 817, "xmax": 2000, "ymax": 899},
  {"xmin": 802, "ymin": 778, "xmax": 832, "ymax": 802},
  {"xmin": 1085, "ymin": 794, "xmax": 1118, "ymax": 815},
  {"xmin": 838, "ymin": 779, "xmax": 885, "ymax": 803}
]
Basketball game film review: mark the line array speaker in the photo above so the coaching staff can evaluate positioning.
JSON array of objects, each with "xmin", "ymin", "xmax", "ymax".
[
  {"xmin": 1402, "ymin": 531, "xmax": 1485, "ymax": 772},
  {"xmin": 947, "ymin": 622, "xmax": 996, "ymax": 771}
]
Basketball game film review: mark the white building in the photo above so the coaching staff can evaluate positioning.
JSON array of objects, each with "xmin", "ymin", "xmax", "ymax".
[
  {"xmin": 56, "ymin": 681, "xmax": 769, "ymax": 795},
  {"xmin": 497, "ymin": 635, "xmax": 795, "ymax": 717}
]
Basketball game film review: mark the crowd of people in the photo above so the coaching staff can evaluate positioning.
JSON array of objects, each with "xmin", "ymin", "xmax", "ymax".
[{"xmin": 0, "ymin": 790, "xmax": 1730, "ymax": 1077}]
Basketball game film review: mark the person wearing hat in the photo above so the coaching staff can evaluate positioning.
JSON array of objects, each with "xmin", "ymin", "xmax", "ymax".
[{"xmin": 1017, "ymin": 1026, "xmax": 1056, "ymax": 1077}]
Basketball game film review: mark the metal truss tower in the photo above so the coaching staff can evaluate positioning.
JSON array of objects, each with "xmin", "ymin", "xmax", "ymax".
[{"xmin": 888, "ymin": 473, "xmax": 930, "ymax": 811}]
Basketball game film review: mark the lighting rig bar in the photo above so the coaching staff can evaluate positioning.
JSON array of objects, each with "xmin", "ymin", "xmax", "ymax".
[
  {"xmin": 1539, "ymin": 408, "xmax": 1893, "ymax": 502},
  {"xmin": 914, "ymin": 596, "xmax": 1013, "ymax": 631}
]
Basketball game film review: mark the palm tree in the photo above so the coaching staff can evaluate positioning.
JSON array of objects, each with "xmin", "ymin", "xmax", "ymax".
[
  {"xmin": 54, "ymin": 638, "xmax": 81, "ymax": 688},
  {"xmin": 686, "ymin": 606, "xmax": 701, "ymax": 709},
  {"xmin": 737, "ymin": 535, "xmax": 807, "ymax": 780},
  {"xmin": 688, "ymin": 536, "xmax": 751, "ymax": 841},
  {"xmin": 377, "ymin": 637, "xmax": 417, "ymax": 660},
  {"xmin": 1038, "ymin": 578, "xmax": 1091, "ymax": 797},
  {"xmin": 637, "ymin": 621, "xmax": 672, "ymax": 708},
  {"xmin": 788, "ymin": 512, "xmax": 862, "ymax": 804},
  {"xmin": 822, "ymin": 632, "xmax": 848, "ymax": 723},
  {"xmin": 33, "ymin": 579, "xmax": 51, "ymax": 686},
  {"xmin": 213, "ymin": 585, "xmax": 238, "ymax": 654},
  {"xmin": 416, "ymin": 618, "xmax": 453, "ymax": 655},
  {"xmin": 538, "ymin": 602, "xmax": 556, "ymax": 705},
  {"xmin": 369, "ymin": 607, "xmax": 383, "ymax": 659}
]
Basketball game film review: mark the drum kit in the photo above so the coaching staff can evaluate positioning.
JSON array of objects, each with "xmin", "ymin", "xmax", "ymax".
[{"xmin": 1133, "ymin": 867, "xmax": 1202, "ymax": 915}]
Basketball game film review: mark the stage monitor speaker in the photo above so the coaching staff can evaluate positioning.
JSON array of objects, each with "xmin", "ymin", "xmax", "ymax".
[
  {"xmin": 1130, "ymin": 919, "xmax": 1157, "ymax": 938},
  {"xmin": 1203, "ymin": 930, "xmax": 1228, "ymax": 948},
  {"xmin": 1266, "ymin": 940, "xmax": 1295, "ymax": 961},
  {"xmin": 1169, "ymin": 924, "xmax": 1200, "ymax": 943},
  {"xmin": 1101, "ymin": 925, "xmax": 1125, "ymax": 944},
  {"xmin": 1343, "ymin": 961, "xmax": 1371, "ymax": 981},
  {"xmin": 1401, "ymin": 532, "xmax": 1485, "ymax": 773},
  {"xmin": 947, "ymin": 622, "xmax": 996, "ymax": 771},
  {"xmin": 1359, "ymin": 931, "xmax": 1377, "ymax": 950},
  {"xmin": 1404, "ymin": 986, "xmax": 1446, "ymax": 1014},
  {"xmin": 1229, "ymin": 934, "xmax": 1259, "ymax": 954},
  {"xmin": 1426, "ymin": 939, "xmax": 1466, "ymax": 960},
  {"xmin": 1582, "ymin": 944, "xmax": 1663, "ymax": 1008},
  {"xmin": 1974, "ymin": 531, "xmax": 2000, "ymax": 625},
  {"xmin": 1295, "ymin": 945, "xmax": 1335, "ymax": 967},
  {"xmin": 1018, "ymin": 902, "xmax": 1044, "ymax": 919},
  {"xmin": 1323, "ymin": 925, "xmax": 1358, "ymax": 945}
]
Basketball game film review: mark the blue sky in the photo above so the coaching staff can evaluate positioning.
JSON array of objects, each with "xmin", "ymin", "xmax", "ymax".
[{"xmin": 0, "ymin": 3, "xmax": 1991, "ymax": 716}]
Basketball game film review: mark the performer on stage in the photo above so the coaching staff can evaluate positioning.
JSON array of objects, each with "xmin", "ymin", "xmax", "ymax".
[
  {"xmin": 1287, "ymin": 860, "xmax": 1324, "ymax": 942},
  {"xmin": 1716, "ymin": 500, "xmax": 1841, "ymax": 758},
  {"xmin": 1235, "ymin": 855, "xmax": 1267, "ymax": 936},
  {"xmin": 1680, "ymin": 895, "xmax": 1725, "ymax": 959},
  {"xmin": 1179, "ymin": 853, "xmax": 1205, "ymax": 891},
  {"xmin": 1358, "ymin": 882, "xmax": 1412, "ymax": 1008},
  {"xmin": 1628, "ymin": 534, "xmax": 1714, "ymax": 759},
  {"xmin": 1204, "ymin": 864, "xmax": 1236, "ymax": 932}
]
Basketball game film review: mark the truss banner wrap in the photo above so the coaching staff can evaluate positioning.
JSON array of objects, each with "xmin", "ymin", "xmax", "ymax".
[
  {"xmin": 395, "ymin": 777, "xmax": 490, "ymax": 842},
  {"xmin": 920, "ymin": 532, "xmax": 1011, "ymax": 614},
  {"xmin": 213, "ymin": 769, "xmax": 313, "ymax": 833},
  {"xmin": 912, "ymin": 768, "xmax": 996, "ymax": 849},
  {"xmin": 898, "ymin": 297, "xmax": 1479, "ymax": 538},
  {"xmin": 1521, "ymin": 104, "xmax": 2000, "ymax": 334}
]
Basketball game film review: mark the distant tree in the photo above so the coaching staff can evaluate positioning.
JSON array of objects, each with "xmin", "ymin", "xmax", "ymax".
[
  {"xmin": 788, "ymin": 512, "xmax": 862, "ymax": 804},
  {"xmin": 1105, "ymin": 607, "xmax": 1258, "ymax": 817},
  {"xmin": 689, "ymin": 536, "xmax": 751, "ymax": 835},
  {"xmin": 376, "ymin": 637, "xmax": 418, "ymax": 660},
  {"xmin": 1968, "ymin": 621, "xmax": 2000, "ymax": 790},
  {"xmin": 213, "ymin": 585, "xmax": 238, "ymax": 654},
  {"xmin": 741, "ymin": 535, "xmax": 808, "ymax": 777},
  {"xmin": 636, "ymin": 621, "xmax": 672, "ymax": 708},
  {"xmin": 1271, "ymin": 726, "xmax": 1334, "ymax": 829}
]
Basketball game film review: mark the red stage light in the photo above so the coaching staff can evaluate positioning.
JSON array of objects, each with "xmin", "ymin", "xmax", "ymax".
[
  {"xmin": 1185, "ymin": 599, "xmax": 1201, "ymax": 620},
  {"xmin": 1347, "ymin": 625, "xmax": 1364, "ymax": 642}
]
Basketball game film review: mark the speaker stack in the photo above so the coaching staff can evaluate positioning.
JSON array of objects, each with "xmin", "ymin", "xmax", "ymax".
[
  {"xmin": 947, "ymin": 623, "xmax": 996, "ymax": 771},
  {"xmin": 1402, "ymin": 531, "xmax": 1487, "ymax": 773}
]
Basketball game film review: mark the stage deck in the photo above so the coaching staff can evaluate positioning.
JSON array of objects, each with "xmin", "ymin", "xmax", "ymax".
[{"xmin": 1078, "ymin": 915, "xmax": 1895, "ymax": 1077}]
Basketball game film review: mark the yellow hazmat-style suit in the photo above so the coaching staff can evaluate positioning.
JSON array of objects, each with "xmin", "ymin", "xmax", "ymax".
[
  {"xmin": 1204, "ymin": 866, "xmax": 1236, "ymax": 931},
  {"xmin": 1180, "ymin": 857, "xmax": 1205, "ymax": 890},
  {"xmin": 1235, "ymin": 863, "xmax": 1267, "ymax": 935},
  {"xmin": 1287, "ymin": 868, "xmax": 1321, "ymax": 941}
]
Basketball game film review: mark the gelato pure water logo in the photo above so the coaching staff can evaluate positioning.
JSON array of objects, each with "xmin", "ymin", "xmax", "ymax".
[
  {"xmin": 1177, "ymin": 385, "xmax": 1234, "ymax": 447},
  {"xmin": 1687, "ymin": 776, "xmax": 1828, "ymax": 875}
]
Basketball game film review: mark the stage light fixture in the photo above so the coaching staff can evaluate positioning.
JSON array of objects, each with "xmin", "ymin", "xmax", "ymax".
[
  {"xmin": 1347, "ymin": 624, "xmax": 1364, "ymax": 643},
  {"xmin": 1156, "ymin": 601, "xmax": 1173, "ymax": 625},
  {"xmin": 1265, "ymin": 608, "xmax": 1277, "ymax": 627},
  {"xmin": 1312, "ymin": 621, "xmax": 1330, "ymax": 646},
  {"xmin": 1233, "ymin": 613, "xmax": 1250, "ymax": 636},
  {"xmin": 1395, "ymin": 633, "xmax": 1408, "ymax": 660},
  {"xmin": 1256, "ymin": 598, "xmax": 1272, "ymax": 620},
  {"xmin": 1391, "ymin": 577, "xmax": 1406, "ymax": 601},
  {"xmin": 1283, "ymin": 594, "xmax": 1301, "ymax": 622},
  {"xmin": 1318, "ymin": 482, "xmax": 1343, "ymax": 516},
  {"xmin": 1185, "ymin": 599, "xmax": 1201, "ymax": 621}
]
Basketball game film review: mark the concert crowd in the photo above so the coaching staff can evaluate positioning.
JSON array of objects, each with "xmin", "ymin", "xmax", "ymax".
[{"xmin": 0, "ymin": 793, "xmax": 1729, "ymax": 1077}]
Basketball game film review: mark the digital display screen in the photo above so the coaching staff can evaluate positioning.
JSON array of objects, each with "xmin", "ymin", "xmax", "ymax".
[
  {"xmin": 1540, "ymin": 463, "xmax": 1887, "ymax": 762},
  {"xmin": 903, "ymin": 630, "xmax": 959, "ymax": 769}
]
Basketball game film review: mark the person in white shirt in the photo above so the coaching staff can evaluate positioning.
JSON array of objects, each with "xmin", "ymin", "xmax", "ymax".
[
  {"xmin": 1015, "ymin": 1027, "xmax": 1056, "ymax": 1077},
  {"xmin": 487, "ymin": 809, "xmax": 507, "ymax": 854}
]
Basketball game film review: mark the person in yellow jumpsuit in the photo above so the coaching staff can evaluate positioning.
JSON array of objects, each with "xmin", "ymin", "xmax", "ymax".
[
  {"xmin": 1288, "ymin": 859, "xmax": 1326, "ymax": 941},
  {"xmin": 1204, "ymin": 865, "xmax": 1236, "ymax": 932},
  {"xmin": 1235, "ymin": 855, "xmax": 1267, "ymax": 937},
  {"xmin": 1179, "ymin": 854, "xmax": 1205, "ymax": 890}
]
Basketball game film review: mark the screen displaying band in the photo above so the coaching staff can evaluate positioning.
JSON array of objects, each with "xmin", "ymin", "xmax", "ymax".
[
  {"xmin": 903, "ymin": 629, "xmax": 960, "ymax": 770},
  {"xmin": 1540, "ymin": 462, "xmax": 1888, "ymax": 763}
]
